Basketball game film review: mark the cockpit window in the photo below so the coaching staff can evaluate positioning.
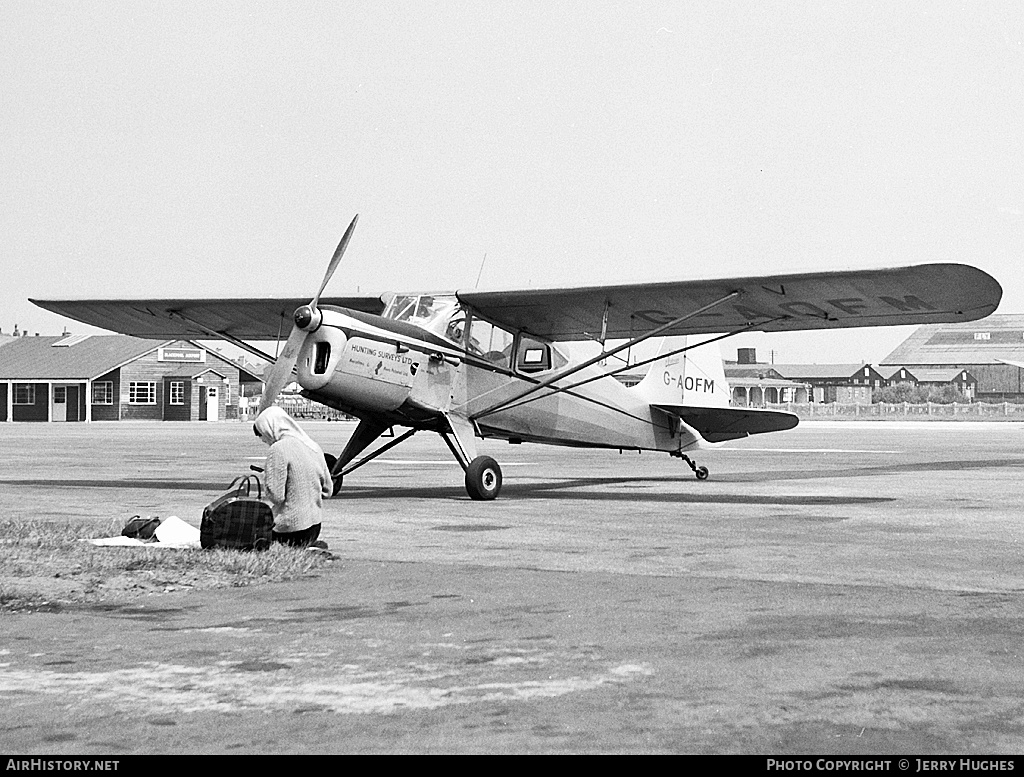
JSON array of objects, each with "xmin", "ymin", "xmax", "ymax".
[{"xmin": 382, "ymin": 294, "xmax": 462, "ymax": 343}]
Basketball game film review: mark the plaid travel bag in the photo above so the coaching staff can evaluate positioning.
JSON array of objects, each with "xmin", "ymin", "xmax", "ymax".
[{"xmin": 200, "ymin": 475, "xmax": 274, "ymax": 551}]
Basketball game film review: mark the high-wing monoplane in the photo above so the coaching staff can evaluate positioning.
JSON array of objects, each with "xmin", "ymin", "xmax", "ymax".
[{"xmin": 32, "ymin": 215, "xmax": 1003, "ymax": 500}]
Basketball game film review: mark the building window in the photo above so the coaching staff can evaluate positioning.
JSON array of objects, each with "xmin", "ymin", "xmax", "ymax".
[
  {"xmin": 169, "ymin": 381, "xmax": 185, "ymax": 405},
  {"xmin": 92, "ymin": 382, "xmax": 114, "ymax": 405},
  {"xmin": 13, "ymin": 384, "xmax": 35, "ymax": 405},
  {"xmin": 129, "ymin": 382, "xmax": 157, "ymax": 405},
  {"xmin": 54, "ymin": 386, "xmax": 66, "ymax": 404}
]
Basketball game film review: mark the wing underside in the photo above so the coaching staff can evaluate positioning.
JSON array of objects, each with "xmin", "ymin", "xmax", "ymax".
[
  {"xmin": 29, "ymin": 296, "xmax": 387, "ymax": 340},
  {"xmin": 458, "ymin": 263, "xmax": 1002, "ymax": 341},
  {"xmin": 32, "ymin": 263, "xmax": 1000, "ymax": 344}
]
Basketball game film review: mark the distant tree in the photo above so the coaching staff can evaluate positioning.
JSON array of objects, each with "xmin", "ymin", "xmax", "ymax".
[
  {"xmin": 929, "ymin": 384, "xmax": 969, "ymax": 404},
  {"xmin": 873, "ymin": 384, "xmax": 969, "ymax": 404},
  {"xmin": 873, "ymin": 384, "xmax": 920, "ymax": 403}
]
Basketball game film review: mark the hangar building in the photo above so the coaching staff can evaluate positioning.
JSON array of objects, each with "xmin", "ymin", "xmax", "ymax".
[
  {"xmin": 880, "ymin": 314, "xmax": 1024, "ymax": 402},
  {"xmin": 0, "ymin": 334, "xmax": 262, "ymax": 422}
]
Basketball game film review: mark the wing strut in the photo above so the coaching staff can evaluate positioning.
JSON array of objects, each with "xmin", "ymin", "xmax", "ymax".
[
  {"xmin": 168, "ymin": 311, "xmax": 280, "ymax": 364},
  {"xmin": 484, "ymin": 319, "xmax": 781, "ymax": 417},
  {"xmin": 470, "ymin": 290, "xmax": 745, "ymax": 422},
  {"xmin": 338, "ymin": 428, "xmax": 418, "ymax": 478}
]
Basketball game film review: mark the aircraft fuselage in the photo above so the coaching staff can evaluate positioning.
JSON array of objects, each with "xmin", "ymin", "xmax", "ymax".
[{"xmin": 294, "ymin": 305, "xmax": 684, "ymax": 453}]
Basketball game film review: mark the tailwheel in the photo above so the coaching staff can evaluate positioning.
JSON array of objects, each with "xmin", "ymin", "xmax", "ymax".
[
  {"xmin": 673, "ymin": 451, "xmax": 710, "ymax": 481},
  {"xmin": 465, "ymin": 455, "xmax": 502, "ymax": 501}
]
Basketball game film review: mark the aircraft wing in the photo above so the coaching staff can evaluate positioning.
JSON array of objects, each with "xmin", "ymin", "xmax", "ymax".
[
  {"xmin": 29, "ymin": 296, "xmax": 387, "ymax": 340},
  {"xmin": 458, "ymin": 263, "xmax": 1002, "ymax": 341},
  {"xmin": 654, "ymin": 405, "xmax": 799, "ymax": 443}
]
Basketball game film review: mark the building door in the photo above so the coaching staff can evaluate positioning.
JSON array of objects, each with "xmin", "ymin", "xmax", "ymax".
[
  {"xmin": 52, "ymin": 386, "xmax": 67, "ymax": 422},
  {"xmin": 205, "ymin": 386, "xmax": 219, "ymax": 421},
  {"xmin": 66, "ymin": 385, "xmax": 80, "ymax": 421},
  {"xmin": 51, "ymin": 385, "xmax": 82, "ymax": 422}
]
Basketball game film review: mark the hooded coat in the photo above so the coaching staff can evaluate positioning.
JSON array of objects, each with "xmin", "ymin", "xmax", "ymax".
[{"xmin": 254, "ymin": 407, "xmax": 333, "ymax": 533}]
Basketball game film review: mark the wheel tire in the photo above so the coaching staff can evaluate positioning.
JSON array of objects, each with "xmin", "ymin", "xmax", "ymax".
[
  {"xmin": 695, "ymin": 466, "xmax": 709, "ymax": 481},
  {"xmin": 324, "ymin": 454, "xmax": 343, "ymax": 496},
  {"xmin": 465, "ymin": 455, "xmax": 502, "ymax": 500}
]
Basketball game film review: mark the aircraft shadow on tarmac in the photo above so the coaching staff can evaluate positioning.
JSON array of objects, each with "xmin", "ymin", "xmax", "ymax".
[
  {"xmin": 0, "ymin": 475, "xmax": 889, "ymax": 505},
  {"xmin": 2, "ymin": 456, "xmax": 1021, "ymax": 505}
]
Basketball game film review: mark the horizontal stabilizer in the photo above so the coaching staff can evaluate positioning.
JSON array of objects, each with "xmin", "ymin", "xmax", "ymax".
[{"xmin": 653, "ymin": 405, "xmax": 799, "ymax": 443}]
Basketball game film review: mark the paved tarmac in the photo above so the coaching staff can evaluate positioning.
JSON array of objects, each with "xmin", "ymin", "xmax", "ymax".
[{"xmin": 2, "ymin": 420, "xmax": 1024, "ymax": 754}]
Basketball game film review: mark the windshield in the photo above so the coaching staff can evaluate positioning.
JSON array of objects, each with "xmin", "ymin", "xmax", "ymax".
[{"xmin": 382, "ymin": 294, "xmax": 463, "ymax": 343}]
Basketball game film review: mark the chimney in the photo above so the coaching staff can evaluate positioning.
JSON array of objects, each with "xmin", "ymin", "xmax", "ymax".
[
  {"xmin": 737, "ymin": 348, "xmax": 757, "ymax": 365},
  {"xmin": 13, "ymin": 324, "xmax": 19, "ymax": 337}
]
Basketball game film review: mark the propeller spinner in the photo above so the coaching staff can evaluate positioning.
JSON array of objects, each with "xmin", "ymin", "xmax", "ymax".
[{"xmin": 257, "ymin": 214, "xmax": 359, "ymax": 416}]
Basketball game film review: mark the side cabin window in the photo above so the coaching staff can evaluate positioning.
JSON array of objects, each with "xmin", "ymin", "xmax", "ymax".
[
  {"xmin": 515, "ymin": 337, "xmax": 568, "ymax": 374},
  {"xmin": 467, "ymin": 316, "xmax": 515, "ymax": 368}
]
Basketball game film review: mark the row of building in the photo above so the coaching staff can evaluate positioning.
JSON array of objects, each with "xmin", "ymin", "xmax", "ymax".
[
  {"xmin": 0, "ymin": 332, "xmax": 261, "ymax": 423},
  {"xmin": 3, "ymin": 315, "xmax": 1024, "ymax": 422},
  {"xmin": 725, "ymin": 358, "xmax": 976, "ymax": 406},
  {"xmin": 726, "ymin": 314, "xmax": 1024, "ymax": 406}
]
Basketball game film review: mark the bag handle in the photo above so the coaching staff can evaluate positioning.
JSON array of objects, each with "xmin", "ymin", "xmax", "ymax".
[{"xmin": 227, "ymin": 474, "xmax": 263, "ymax": 500}]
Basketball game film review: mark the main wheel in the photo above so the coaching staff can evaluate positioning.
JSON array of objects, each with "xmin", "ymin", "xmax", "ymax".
[{"xmin": 465, "ymin": 455, "xmax": 502, "ymax": 500}]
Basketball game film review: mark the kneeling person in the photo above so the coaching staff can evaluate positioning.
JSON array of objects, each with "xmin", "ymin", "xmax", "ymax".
[{"xmin": 253, "ymin": 407, "xmax": 333, "ymax": 547}]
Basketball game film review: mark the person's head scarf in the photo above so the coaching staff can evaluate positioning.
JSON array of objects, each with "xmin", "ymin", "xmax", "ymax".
[{"xmin": 253, "ymin": 406, "xmax": 324, "ymax": 457}]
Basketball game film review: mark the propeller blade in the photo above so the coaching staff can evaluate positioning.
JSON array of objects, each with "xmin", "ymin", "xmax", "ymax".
[
  {"xmin": 258, "ymin": 214, "xmax": 360, "ymax": 417},
  {"xmin": 257, "ymin": 323, "xmax": 310, "ymax": 416},
  {"xmin": 312, "ymin": 214, "xmax": 359, "ymax": 309}
]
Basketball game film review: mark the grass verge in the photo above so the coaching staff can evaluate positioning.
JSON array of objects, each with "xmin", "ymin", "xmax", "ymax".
[{"xmin": 0, "ymin": 518, "xmax": 334, "ymax": 612}]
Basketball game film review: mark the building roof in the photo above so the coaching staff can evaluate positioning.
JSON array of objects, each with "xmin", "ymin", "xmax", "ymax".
[
  {"xmin": 0, "ymin": 335, "xmax": 161, "ymax": 380},
  {"xmin": 723, "ymin": 365, "xmax": 785, "ymax": 380},
  {"xmin": 726, "ymin": 376, "xmax": 806, "ymax": 389},
  {"xmin": 0, "ymin": 335, "xmax": 262, "ymax": 381},
  {"xmin": 769, "ymin": 364, "xmax": 869, "ymax": 380},
  {"xmin": 882, "ymin": 366, "xmax": 913, "ymax": 381},
  {"xmin": 912, "ymin": 368, "xmax": 975, "ymax": 383},
  {"xmin": 880, "ymin": 314, "xmax": 1024, "ymax": 366}
]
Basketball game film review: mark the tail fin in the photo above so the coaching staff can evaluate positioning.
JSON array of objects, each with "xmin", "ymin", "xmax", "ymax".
[{"xmin": 631, "ymin": 337, "xmax": 731, "ymax": 409}]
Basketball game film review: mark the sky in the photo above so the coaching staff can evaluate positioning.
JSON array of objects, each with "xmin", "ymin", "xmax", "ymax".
[{"xmin": 2, "ymin": 1, "xmax": 1022, "ymax": 365}]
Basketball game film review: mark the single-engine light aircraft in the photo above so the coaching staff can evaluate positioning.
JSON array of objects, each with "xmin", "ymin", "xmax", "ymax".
[{"xmin": 32, "ymin": 215, "xmax": 1002, "ymax": 500}]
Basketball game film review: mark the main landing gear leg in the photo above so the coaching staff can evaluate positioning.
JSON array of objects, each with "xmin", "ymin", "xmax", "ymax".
[
  {"xmin": 672, "ymin": 451, "xmax": 709, "ymax": 481},
  {"xmin": 440, "ymin": 413, "xmax": 502, "ymax": 501},
  {"xmin": 324, "ymin": 418, "xmax": 391, "ymax": 496}
]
